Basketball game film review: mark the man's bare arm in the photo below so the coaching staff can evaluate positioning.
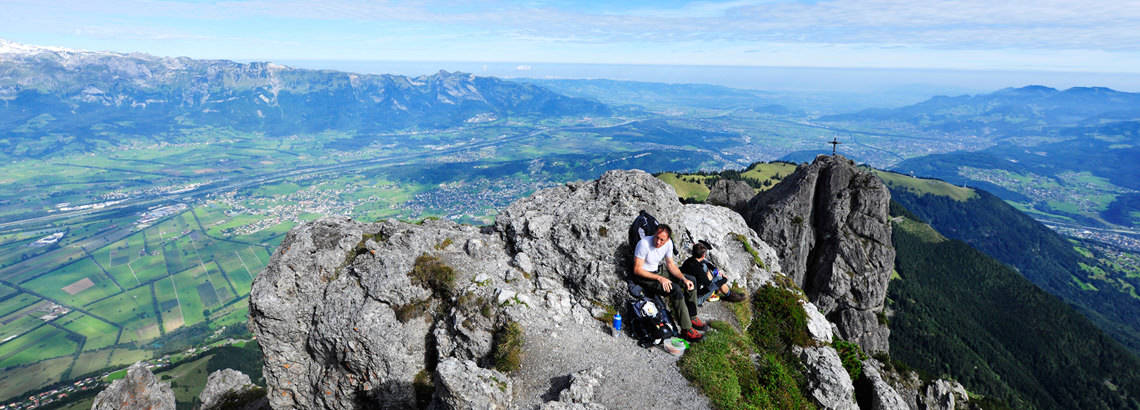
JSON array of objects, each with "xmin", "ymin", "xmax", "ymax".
[
  {"xmin": 665, "ymin": 257, "xmax": 694, "ymax": 290},
  {"xmin": 634, "ymin": 257, "xmax": 673, "ymax": 292}
]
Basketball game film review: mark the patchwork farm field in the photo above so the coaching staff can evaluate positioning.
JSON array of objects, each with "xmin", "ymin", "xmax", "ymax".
[{"xmin": 0, "ymin": 202, "xmax": 278, "ymax": 402}]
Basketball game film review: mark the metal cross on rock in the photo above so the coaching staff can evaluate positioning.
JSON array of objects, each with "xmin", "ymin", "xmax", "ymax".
[{"xmin": 829, "ymin": 137, "xmax": 842, "ymax": 155}]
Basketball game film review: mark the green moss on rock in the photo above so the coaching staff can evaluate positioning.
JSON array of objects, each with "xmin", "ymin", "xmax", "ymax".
[
  {"xmin": 733, "ymin": 233, "xmax": 768, "ymax": 270},
  {"xmin": 679, "ymin": 321, "xmax": 814, "ymax": 410},
  {"xmin": 749, "ymin": 285, "xmax": 812, "ymax": 351}
]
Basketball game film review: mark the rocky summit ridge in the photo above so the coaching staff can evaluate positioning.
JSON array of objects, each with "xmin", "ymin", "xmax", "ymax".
[
  {"xmin": 747, "ymin": 155, "xmax": 894, "ymax": 354},
  {"xmin": 100, "ymin": 155, "xmax": 964, "ymax": 410}
]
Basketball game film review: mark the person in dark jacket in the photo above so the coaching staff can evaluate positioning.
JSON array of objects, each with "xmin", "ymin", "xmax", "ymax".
[{"xmin": 680, "ymin": 242, "xmax": 746, "ymax": 304}]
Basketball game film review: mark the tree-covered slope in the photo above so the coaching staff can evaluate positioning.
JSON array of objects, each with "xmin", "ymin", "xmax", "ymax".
[
  {"xmin": 888, "ymin": 213, "xmax": 1140, "ymax": 410},
  {"xmin": 886, "ymin": 177, "xmax": 1140, "ymax": 354}
]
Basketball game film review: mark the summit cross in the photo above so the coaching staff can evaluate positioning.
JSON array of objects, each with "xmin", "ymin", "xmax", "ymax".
[{"xmin": 829, "ymin": 137, "xmax": 842, "ymax": 156}]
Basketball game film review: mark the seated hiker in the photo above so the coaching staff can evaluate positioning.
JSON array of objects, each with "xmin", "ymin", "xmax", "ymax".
[
  {"xmin": 632, "ymin": 223, "xmax": 706, "ymax": 342},
  {"xmin": 681, "ymin": 242, "xmax": 746, "ymax": 304}
]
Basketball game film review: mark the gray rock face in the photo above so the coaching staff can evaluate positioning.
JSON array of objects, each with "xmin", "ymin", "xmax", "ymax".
[
  {"xmin": 247, "ymin": 168, "xmax": 895, "ymax": 410},
  {"xmin": 539, "ymin": 368, "xmax": 607, "ymax": 410},
  {"xmin": 678, "ymin": 204, "xmax": 779, "ymax": 291},
  {"xmin": 495, "ymin": 170, "xmax": 687, "ymax": 306},
  {"xmin": 199, "ymin": 369, "xmax": 255, "ymax": 410},
  {"xmin": 802, "ymin": 300, "xmax": 834, "ymax": 344},
  {"xmin": 795, "ymin": 346, "xmax": 859, "ymax": 410},
  {"xmin": 91, "ymin": 362, "xmax": 175, "ymax": 410},
  {"xmin": 429, "ymin": 358, "xmax": 512, "ymax": 410},
  {"xmin": 706, "ymin": 179, "xmax": 754, "ymax": 212},
  {"xmin": 861, "ymin": 360, "xmax": 909, "ymax": 410},
  {"xmin": 920, "ymin": 380, "xmax": 970, "ymax": 410},
  {"xmin": 248, "ymin": 217, "xmax": 511, "ymax": 409},
  {"xmin": 878, "ymin": 364, "xmax": 970, "ymax": 410},
  {"xmin": 746, "ymin": 155, "xmax": 893, "ymax": 353}
]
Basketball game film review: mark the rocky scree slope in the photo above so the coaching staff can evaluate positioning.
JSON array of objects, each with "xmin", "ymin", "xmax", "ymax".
[{"xmin": 246, "ymin": 164, "xmax": 949, "ymax": 409}]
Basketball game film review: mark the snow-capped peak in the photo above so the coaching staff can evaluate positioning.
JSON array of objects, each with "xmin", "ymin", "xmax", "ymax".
[{"xmin": 0, "ymin": 39, "xmax": 84, "ymax": 55}]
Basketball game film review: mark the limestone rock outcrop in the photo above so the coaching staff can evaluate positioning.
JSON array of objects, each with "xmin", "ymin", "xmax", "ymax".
[
  {"xmin": 249, "ymin": 170, "xmax": 763, "ymax": 409},
  {"xmin": 91, "ymin": 362, "xmax": 175, "ymax": 410},
  {"xmin": 860, "ymin": 360, "xmax": 909, "ymax": 410},
  {"xmin": 429, "ymin": 358, "xmax": 512, "ymax": 410},
  {"xmin": 746, "ymin": 155, "xmax": 894, "ymax": 353},
  {"xmin": 706, "ymin": 179, "xmax": 754, "ymax": 212},
  {"xmin": 199, "ymin": 369, "xmax": 257, "ymax": 410},
  {"xmin": 796, "ymin": 346, "xmax": 859, "ymax": 410},
  {"xmin": 802, "ymin": 300, "xmax": 834, "ymax": 344},
  {"xmin": 678, "ymin": 204, "xmax": 780, "ymax": 290},
  {"xmin": 918, "ymin": 380, "xmax": 970, "ymax": 410},
  {"xmin": 539, "ymin": 368, "xmax": 606, "ymax": 410},
  {"xmin": 875, "ymin": 360, "xmax": 971, "ymax": 410},
  {"xmin": 248, "ymin": 217, "xmax": 509, "ymax": 409},
  {"xmin": 245, "ymin": 168, "xmax": 895, "ymax": 409}
]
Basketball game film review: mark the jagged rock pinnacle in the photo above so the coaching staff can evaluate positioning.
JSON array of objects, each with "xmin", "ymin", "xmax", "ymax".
[
  {"xmin": 745, "ymin": 155, "xmax": 894, "ymax": 353},
  {"xmin": 91, "ymin": 362, "xmax": 175, "ymax": 410}
]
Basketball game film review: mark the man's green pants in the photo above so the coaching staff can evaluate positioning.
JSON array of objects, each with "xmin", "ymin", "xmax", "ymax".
[{"xmin": 633, "ymin": 272, "xmax": 697, "ymax": 331}]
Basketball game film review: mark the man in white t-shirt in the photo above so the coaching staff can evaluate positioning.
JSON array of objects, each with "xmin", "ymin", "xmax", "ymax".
[{"xmin": 632, "ymin": 224, "xmax": 705, "ymax": 342}]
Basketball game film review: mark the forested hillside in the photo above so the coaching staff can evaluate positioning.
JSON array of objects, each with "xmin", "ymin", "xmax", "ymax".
[
  {"xmin": 887, "ymin": 182, "xmax": 1140, "ymax": 353},
  {"xmin": 888, "ymin": 213, "xmax": 1140, "ymax": 410}
]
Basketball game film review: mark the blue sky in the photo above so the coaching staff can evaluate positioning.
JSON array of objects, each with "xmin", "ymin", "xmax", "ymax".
[{"xmin": 3, "ymin": 0, "xmax": 1140, "ymax": 73}]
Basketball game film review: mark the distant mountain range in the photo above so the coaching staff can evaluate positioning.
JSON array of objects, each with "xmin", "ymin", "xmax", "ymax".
[
  {"xmin": 821, "ymin": 85, "xmax": 1140, "ymax": 137},
  {"xmin": 0, "ymin": 40, "xmax": 609, "ymax": 157},
  {"xmin": 517, "ymin": 78, "xmax": 793, "ymax": 113}
]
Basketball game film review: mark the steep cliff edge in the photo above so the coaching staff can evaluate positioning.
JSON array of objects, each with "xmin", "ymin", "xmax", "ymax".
[
  {"xmin": 245, "ymin": 167, "xmax": 909, "ymax": 409},
  {"xmin": 746, "ymin": 155, "xmax": 894, "ymax": 354}
]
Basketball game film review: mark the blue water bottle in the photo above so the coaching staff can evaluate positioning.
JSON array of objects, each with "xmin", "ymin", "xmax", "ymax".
[{"xmin": 613, "ymin": 314, "xmax": 622, "ymax": 337}]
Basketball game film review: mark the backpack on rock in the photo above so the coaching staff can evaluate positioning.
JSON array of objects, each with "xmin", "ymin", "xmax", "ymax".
[{"xmin": 625, "ymin": 284, "xmax": 678, "ymax": 348}]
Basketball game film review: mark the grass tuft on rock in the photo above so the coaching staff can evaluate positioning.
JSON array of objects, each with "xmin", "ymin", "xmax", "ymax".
[
  {"xmin": 590, "ymin": 300, "xmax": 618, "ymax": 324},
  {"xmin": 749, "ymin": 285, "xmax": 812, "ymax": 351},
  {"xmin": 833, "ymin": 340, "xmax": 867, "ymax": 381},
  {"xmin": 413, "ymin": 369, "xmax": 434, "ymax": 408},
  {"xmin": 492, "ymin": 321, "xmax": 524, "ymax": 373},
  {"xmin": 725, "ymin": 282, "xmax": 752, "ymax": 327},
  {"xmin": 679, "ymin": 321, "xmax": 814, "ymax": 410},
  {"xmin": 394, "ymin": 299, "xmax": 432, "ymax": 323},
  {"xmin": 732, "ymin": 233, "xmax": 768, "ymax": 270},
  {"xmin": 409, "ymin": 254, "xmax": 457, "ymax": 299}
]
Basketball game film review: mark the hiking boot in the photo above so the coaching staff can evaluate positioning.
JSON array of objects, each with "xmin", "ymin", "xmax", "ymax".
[
  {"xmin": 681, "ymin": 327, "xmax": 703, "ymax": 342},
  {"xmin": 722, "ymin": 291, "xmax": 746, "ymax": 303},
  {"xmin": 691, "ymin": 317, "xmax": 709, "ymax": 331},
  {"xmin": 707, "ymin": 293, "xmax": 720, "ymax": 302}
]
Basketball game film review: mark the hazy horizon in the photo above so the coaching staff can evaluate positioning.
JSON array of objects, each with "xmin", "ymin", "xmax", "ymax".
[{"xmin": 275, "ymin": 59, "xmax": 1140, "ymax": 106}]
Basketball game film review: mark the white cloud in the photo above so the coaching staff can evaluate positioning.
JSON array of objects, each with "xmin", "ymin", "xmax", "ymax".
[{"xmin": 6, "ymin": 0, "xmax": 1140, "ymax": 71}]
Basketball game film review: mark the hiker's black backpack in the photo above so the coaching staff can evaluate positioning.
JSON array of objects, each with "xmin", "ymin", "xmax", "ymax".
[
  {"xmin": 628, "ymin": 210, "xmax": 678, "ymax": 256},
  {"xmin": 628, "ymin": 210, "xmax": 661, "ymax": 249},
  {"xmin": 626, "ymin": 284, "xmax": 678, "ymax": 347}
]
